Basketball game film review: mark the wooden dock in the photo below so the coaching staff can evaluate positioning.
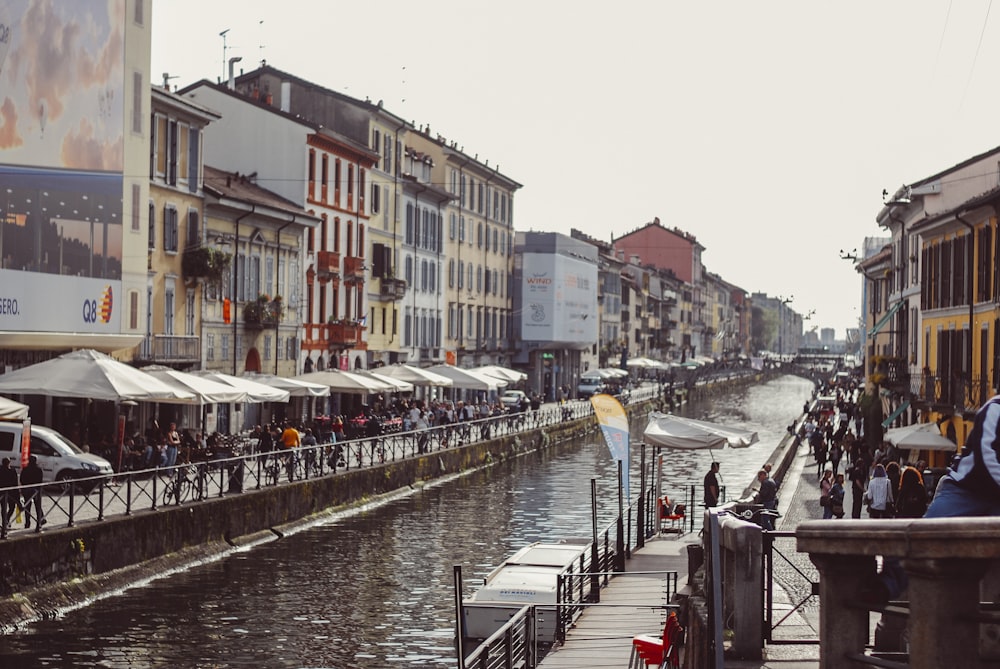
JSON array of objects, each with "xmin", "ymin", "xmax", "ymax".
[{"xmin": 537, "ymin": 533, "xmax": 691, "ymax": 668}]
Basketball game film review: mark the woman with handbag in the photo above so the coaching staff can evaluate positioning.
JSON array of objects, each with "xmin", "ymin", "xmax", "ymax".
[
  {"xmin": 819, "ymin": 468, "xmax": 834, "ymax": 519},
  {"xmin": 864, "ymin": 463, "xmax": 894, "ymax": 518}
]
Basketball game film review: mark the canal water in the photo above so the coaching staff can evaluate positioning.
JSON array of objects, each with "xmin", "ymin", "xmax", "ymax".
[{"xmin": 0, "ymin": 375, "xmax": 814, "ymax": 668}]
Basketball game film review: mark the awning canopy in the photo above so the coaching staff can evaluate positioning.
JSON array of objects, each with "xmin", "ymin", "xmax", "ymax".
[
  {"xmin": 881, "ymin": 400, "xmax": 911, "ymax": 428},
  {"xmin": 869, "ymin": 300, "xmax": 905, "ymax": 338}
]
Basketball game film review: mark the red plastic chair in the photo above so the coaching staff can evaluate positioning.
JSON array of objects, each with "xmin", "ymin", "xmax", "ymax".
[
  {"xmin": 629, "ymin": 611, "xmax": 683, "ymax": 668},
  {"xmin": 658, "ymin": 496, "xmax": 686, "ymax": 534}
]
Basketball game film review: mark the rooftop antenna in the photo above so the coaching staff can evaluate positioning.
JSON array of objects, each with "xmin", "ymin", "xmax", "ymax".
[
  {"xmin": 258, "ymin": 20, "xmax": 265, "ymax": 66},
  {"xmin": 162, "ymin": 72, "xmax": 178, "ymax": 91},
  {"xmin": 219, "ymin": 29, "xmax": 230, "ymax": 84}
]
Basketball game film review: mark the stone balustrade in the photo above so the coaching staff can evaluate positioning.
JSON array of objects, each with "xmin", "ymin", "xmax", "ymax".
[{"xmin": 797, "ymin": 517, "xmax": 1000, "ymax": 669}]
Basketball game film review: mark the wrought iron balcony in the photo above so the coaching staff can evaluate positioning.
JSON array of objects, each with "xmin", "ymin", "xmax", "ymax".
[
  {"xmin": 135, "ymin": 334, "xmax": 200, "ymax": 364},
  {"xmin": 243, "ymin": 299, "xmax": 283, "ymax": 329},
  {"xmin": 379, "ymin": 277, "xmax": 407, "ymax": 300}
]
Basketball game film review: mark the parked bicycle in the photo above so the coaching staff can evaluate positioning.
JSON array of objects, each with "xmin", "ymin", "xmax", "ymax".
[{"xmin": 162, "ymin": 465, "xmax": 198, "ymax": 506}]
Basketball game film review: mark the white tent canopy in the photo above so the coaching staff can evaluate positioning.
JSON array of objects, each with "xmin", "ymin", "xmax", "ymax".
[
  {"xmin": 141, "ymin": 365, "xmax": 249, "ymax": 405},
  {"xmin": 296, "ymin": 370, "xmax": 396, "ymax": 394},
  {"xmin": 189, "ymin": 371, "xmax": 290, "ymax": 403},
  {"xmin": 361, "ymin": 371, "xmax": 414, "ymax": 393},
  {"xmin": 425, "ymin": 365, "xmax": 508, "ymax": 391},
  {"xmin": 643, "ymin": 412, "xmax": 759, "ymax": 450},
  {"xmin": 0, "ymin": 396, "xmax": 28, "ymax": 420},
  {"xmin": 243, "ymin": 372, "xmax": 330, "ymax": 398},
  {"xmin": 471, "ymin": 365, "xmax": 527, "ymax": 383},
  {"xmin": 884, "ymin": 422, "xmax": 958, "ymax": 452},
  {"xmin": 0, "ymin": 349, "xmax": 196, "ymax": 402},
  {"xmin": 375, "ymin": 364, "xmax": 454, "ymax": 387}
]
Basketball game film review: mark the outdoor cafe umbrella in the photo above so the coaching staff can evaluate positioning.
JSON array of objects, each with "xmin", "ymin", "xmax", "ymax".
[
  {"xmin": 361, "ymin": 371, "xmax": 415, "ymax": 393},
  {"xmin": 243, "ymin": 372, "xmax": 330, "ymax": 398},
  {"xmin": 375, "ymin": 364, "xmax": 454, "ymax": 387},
  {"xmin": 0, "ymin": 396, "xmax": 28, "ymax": 420},
  {"xmin": 883, "ymin": 422, "xmax": 958, "ymax": 452},
  {"xmin": 296, "ymin": 369, "xmax": 396, "ymax": 395},
  {"xmin": 471, "ymin": 365, "xmax": 527, "ymax": 384},
  {"xmin": 643, "ymin": 412, "xmax": 759, "ymax": 451},
  {"xmin": 425, "ymin": 364, "xmax": 508, "ymax": 391},
  {"xmin": 140, "ymin": 365, "xmax": 249, "ymax": 405},
  {"xmin": 188, "ymin": 371, "xmax": 290, "ymax": 403},
  {"xmin": 0, "ymin": 349, "xmax": 196, "ymax": 402}
]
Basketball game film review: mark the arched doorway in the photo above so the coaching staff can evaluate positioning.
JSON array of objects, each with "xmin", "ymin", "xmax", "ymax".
[{"xmin": 245, "ymin": 348, "xmax": 261, "ymax": 373}]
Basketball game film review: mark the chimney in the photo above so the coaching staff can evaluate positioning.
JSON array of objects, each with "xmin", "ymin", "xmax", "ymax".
[{"xmin": 228, "ymin": 56, "xmax": 242, "ymax": 89}]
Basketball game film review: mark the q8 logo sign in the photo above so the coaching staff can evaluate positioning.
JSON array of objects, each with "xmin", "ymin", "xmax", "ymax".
[{"xmin": 82, "ymin": 286, "xmax": 114, "ymax": 324}]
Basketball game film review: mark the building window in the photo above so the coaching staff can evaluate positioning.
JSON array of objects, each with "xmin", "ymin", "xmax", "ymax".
[
  {"xmin": 458, "ymin": 260, "xmax": 464, "ymax": 289},
  {"xmin": 131, "ymin": 183, "xmax": 141, "ymax": 231},
  {"xmin": 186, "ymin": 209, "xmax": 199, "ymax": 247},
  {"xmin": 188, "ymin": 127, "xmax": 200, "ymax": 193},
  {"xmin": 370, "ymin": 182, "xmax": 380, "ymax": 214},
  {"xmin": 147, "ymin": 201, "xmax": 155, "ymax": 249},
  {"xmin": 221, "ymin": 334, "xmax": 229, "ymax": 361},
  {"xmin": 185, "ymin": 289, "xmax": 195, "ymax": 335},
  {"xmin": 164, "ymin": 279, "xmax": 175, "ymax": 335},
  {"xmin": 264, "ymin": 335, "xmax": 272, "ymax": 361},
  {"xmin": 132, "ymin": 71, "xmax": 143, "ymax": 134},
  {"xmin": 134, "ymin": 0, "xmax": 144, "ymax": 25},
  {"xmin": 163, "ymin": 206, "xmax": 178, "ymax": 252},
  {"xmin": 206, "ymin": 333, "xmax": 215, "ymax": 361},
  {"xmin": 129, "ymin": 290, "xmax": 139, "ymax": 330}
]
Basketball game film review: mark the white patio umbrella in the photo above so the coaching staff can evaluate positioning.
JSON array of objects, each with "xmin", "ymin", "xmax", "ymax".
[
  {"xmin": 296, "ymin": 370, "xmax": 396, "ymax": 395},
  {"xmin": 141, "ymin": 365, "xmax": 249, "ymax": 404},
  {"xmin": 375, "ymin": 364, "xmax": 454, "ymax": 387},
  {"xmin": 601, "ymin": 368, "xmax": 630, "ymax": 378},
  {"xmin": 582, "ymin": 368, "xmax": 617, "ymax": 380},
  {"xmin": 0, "ymin": 349, "xmax": 195, "ymax": 402},
  {"xmin": 361, "ymin": 371, "xmax": 415, "ymax": 393},
  {"xmin": 626, "ymin": 357, "xmax": 657, "ymax": 368},
  {"xmin": 884, "ymin": 422, "xmax": 958, "ymax": 452},
  {"xmin": 243, "ymin": 372, "xmax": 330, "ymax": 398},
  {"xmin": 0, "ymin": 396, "xmax": 28, "ymax": 420},
  {"xmin": 425, "ymin": 364, "xmax": 508, "ymax": 391},
  {"xmin": 471, "ymin": 365, "xmax": 527, "ymax": 383},
  {"xmin": 189, "ymin": 370, "xmax": 290, "ymax": 403},
  {"xmin": 643, "ymin": 412, "xmax": 759, "ymax": 450}
]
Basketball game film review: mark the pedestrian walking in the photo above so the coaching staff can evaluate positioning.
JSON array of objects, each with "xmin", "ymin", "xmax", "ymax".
[
  {"xmin": 0, "ymin": 457, "xmax": 20, "ymax": 538},
  {"xmin": 19, "ymin": 455, "xmax": 45, "ymax": 531},
  {"xmin": 819, "ymin": 468, "xmax": 834, "ymax": 519},
  {"xmin": 864, "ymin": 463, "xmax": 894, "ymax": 518},
  {"xmin": 829, "ymin": 473, "xmax": 846, "ymax": 518}
]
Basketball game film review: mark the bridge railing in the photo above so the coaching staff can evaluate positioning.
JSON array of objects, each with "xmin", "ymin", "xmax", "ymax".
[{"xmin": 797, "ymin": 517, "xmax": 1000, "ymax": 669}]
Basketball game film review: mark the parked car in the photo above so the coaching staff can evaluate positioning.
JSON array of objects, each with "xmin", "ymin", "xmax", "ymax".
[
  {"xmin": 0, "ymin": 422, "xmax": 114, "ymax": 484},
  {"xmin": 577, "ymin": 377, "xmax": 605, "ymax": 399},
  {"xmin": 500, "ymin": 390, "xmax": 528, "ymax": 409}
]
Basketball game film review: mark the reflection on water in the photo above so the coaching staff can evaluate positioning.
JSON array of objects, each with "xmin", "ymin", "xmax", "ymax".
[{"xmin": 0, "ymin": 376, "xmax": 814, "ymax": 668}]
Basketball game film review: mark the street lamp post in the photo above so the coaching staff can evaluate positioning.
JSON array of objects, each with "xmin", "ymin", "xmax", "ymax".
[{"xmin": 778, "ymin": 295, "xmax": 793, "ymax": 360}]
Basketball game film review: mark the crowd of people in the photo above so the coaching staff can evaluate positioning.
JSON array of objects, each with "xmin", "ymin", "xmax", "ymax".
[{"xmin": 801, "ymin": 379, "xmax": 932, "ymax": 522}]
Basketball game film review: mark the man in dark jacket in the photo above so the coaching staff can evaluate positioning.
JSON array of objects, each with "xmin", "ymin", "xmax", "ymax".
[
  {"xmin": 0, "ymin": 457, "xmax": 19, "ymax": 538},
  {"xmin": 19, "ymin": 455, "xmax": 45, "ymax": 531}
]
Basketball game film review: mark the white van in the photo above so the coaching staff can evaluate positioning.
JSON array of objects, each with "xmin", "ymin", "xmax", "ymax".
[{"xmin": 0, "ymin": 422, "xmax": 114, "ymax": 483}]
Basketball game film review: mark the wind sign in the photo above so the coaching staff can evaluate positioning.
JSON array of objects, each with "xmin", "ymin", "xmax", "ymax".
[{"xmin": 590, "ymin": 393, "xmax": 630, "ymax": 498}]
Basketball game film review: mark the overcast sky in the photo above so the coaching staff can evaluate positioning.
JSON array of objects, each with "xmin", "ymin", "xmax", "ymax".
[{"xmin": 152, "ymin": 1, "xmax": 1000, "ymax": 340}]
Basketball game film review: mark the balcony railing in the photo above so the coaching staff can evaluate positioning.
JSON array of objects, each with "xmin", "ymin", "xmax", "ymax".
[
  {"xmin": 135, "ymin": 334, "xmax": 200, "ymax": 364},
  {"xmin": 343, "ymin": 256, "xmax": 365, "ymax": 282},
  {"xmin": 379, "ymin": 277, "xmax": 407, "ymax": 300},
  {"xmin": 316, "ymin": 250, "xmax": 340, "ymax": 281},
  {"xmin": 909, "ymin": 372, "xmax": 991, "ymax": 412},
  {"xmin": 243, "ymin": 299, "xmax": 282, "ymax": 328},
  {"xmin": 328, "ymin": 321, "xmax": 362, "ymax": 347}
]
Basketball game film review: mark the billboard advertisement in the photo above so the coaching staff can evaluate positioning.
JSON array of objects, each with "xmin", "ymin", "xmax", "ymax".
[
  {"xmin": 521, "ymin": 252, "xmax": 598, "ymax": 344},
  {"xmin": 0, "ymin": 0, "xmax": 125, "ymax": 333}
]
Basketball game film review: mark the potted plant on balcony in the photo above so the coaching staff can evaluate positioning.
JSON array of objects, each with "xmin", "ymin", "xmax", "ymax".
[
  {"xmin": 182, "ymin": 247, "xmax": 231, "ymax": 285},
  {"xmin": 245, "ymin": 294, "xmax": 282, "ymax": 326}
]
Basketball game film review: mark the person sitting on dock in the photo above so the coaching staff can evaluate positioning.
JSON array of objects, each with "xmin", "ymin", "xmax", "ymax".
[{"xmin": 754, "ymin": 469, "xmax": 778, "ymax": 530}]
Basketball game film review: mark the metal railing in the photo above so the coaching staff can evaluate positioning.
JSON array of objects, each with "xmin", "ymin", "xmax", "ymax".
[{"xmin": 6, "ymin": 392, "xmax": 687, "ymax": 534}]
